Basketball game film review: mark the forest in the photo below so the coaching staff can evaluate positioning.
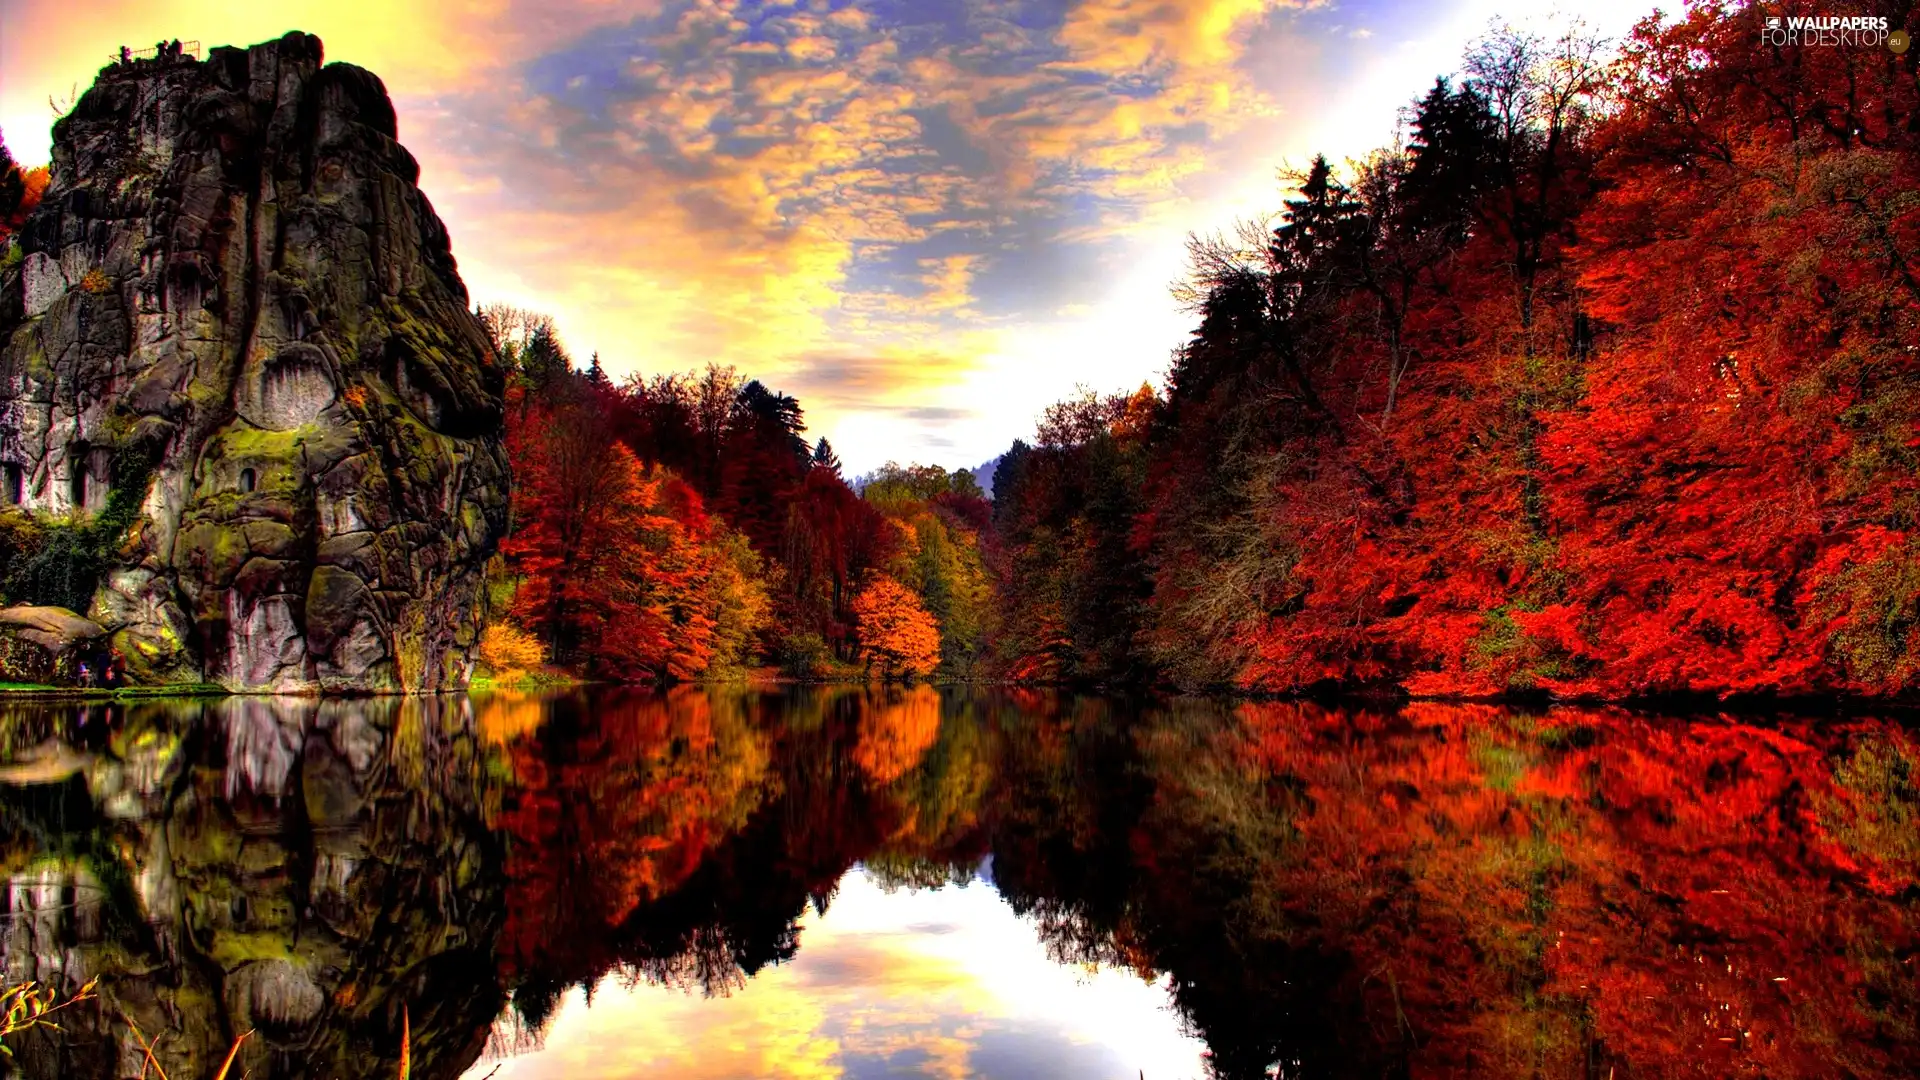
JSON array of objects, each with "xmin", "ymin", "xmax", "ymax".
[
  {"xmin": 472, "ymin": 306, "xmax": 994, "ymax": 685},
  {"xmin": 458, "ymin": 3, "xmax": 1920, "ymax": 701},
  {"xmin": 2, "ymin": 2, "xmax": 1915, "ymax": 701}
]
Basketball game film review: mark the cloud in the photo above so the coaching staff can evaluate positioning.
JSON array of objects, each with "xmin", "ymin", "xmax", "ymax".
[
  {"xmin": 2, "ymin": 0, "xmax": 1650, "ymax": 474},
  {"xmin": 402, "ymin": 0, "xmax": 1315, "ymax": 464},
  {"xmin": 896, "ymin": 407, "xmax": 976, "ymax": 423},
  {"xmin": 777, "ymin": 341, "xmax": 1000, "ymax": 411}
]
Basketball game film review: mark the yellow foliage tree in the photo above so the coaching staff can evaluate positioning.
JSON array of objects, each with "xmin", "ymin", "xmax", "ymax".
[
  {"xmin": 479, "ymin": 622, "xmax": 546, "ymax": 681},
  {"xmin": 851, "ymin": 575, "xmax": 941, "ymax": 680}
]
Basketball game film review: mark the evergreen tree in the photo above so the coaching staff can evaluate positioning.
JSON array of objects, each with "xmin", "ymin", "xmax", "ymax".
[
  {"xmin": 520, "ymin": 323, "xmax": 571, "ymax": 389},
  {"xmin": 0, "ymin": 137, "xmax": 23, "ymax": 224},
  {"xmin": 811, "ymin": 437, "xmax": 842, "ymax": 475},
  {"xmin": 1403, "ymin": 77, "xmax": 1498, "ymax": 244},
  {"xmin": 734, "ymin": 380, "xmax": 810, "ymax": 464}
]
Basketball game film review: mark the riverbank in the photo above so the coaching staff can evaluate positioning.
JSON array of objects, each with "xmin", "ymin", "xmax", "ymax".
[
  {"xmin": 7, "ymin": 671, "xmax": 1919, "ymax": 721},
  {"xmin": 0, "ymin": 681, "xmax": 230, "ymax": 700}
]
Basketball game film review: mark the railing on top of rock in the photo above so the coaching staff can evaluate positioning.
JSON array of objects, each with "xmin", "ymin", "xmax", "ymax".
[{"xmin": 111, "ymin": 41, "xmax": 201, "ymax": 65}]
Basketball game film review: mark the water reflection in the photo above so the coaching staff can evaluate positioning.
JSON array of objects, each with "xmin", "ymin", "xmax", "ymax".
[
  {"xmin": 0, "ymin": 696, "xmax": 505, "ymax": 1079},
  {"xmin": 0, "ymin": 689, "xmax": 1916, "ymax": 1078},
  {"xmin": 489, "ymin": 867, "xmax": 1204, "ymax": 1080}
]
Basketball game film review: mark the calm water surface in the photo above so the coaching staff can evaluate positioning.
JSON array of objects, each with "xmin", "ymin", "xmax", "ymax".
[{"xmin": 1, "ymin": 688, "xmax": 1916, "ymax": 1078}]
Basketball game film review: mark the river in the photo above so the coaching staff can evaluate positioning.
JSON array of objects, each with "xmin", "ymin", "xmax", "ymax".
[{"xmin": 0, "ymin": 687, "xmax": 1915, "ymax": 1078}]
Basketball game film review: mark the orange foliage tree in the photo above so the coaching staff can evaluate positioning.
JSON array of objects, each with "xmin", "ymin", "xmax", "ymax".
[
  {"xmin": 504, "ymin": 380, "xmax": 764, "ymax": 681},
  {"xmin": 0, "ymin": 134, "xmax": 46, "ymax": 237},
  {"xmin": 850, "ymin": 574, "xmax": 941, "ymax": 680}
]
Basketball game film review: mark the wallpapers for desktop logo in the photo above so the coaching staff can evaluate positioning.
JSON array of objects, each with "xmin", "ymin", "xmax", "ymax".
[{"xmin": 1760, "ymin": 12, "xmax": 1909, "ymax": 52}]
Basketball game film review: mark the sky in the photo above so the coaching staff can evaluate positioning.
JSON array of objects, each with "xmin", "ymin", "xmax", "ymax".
[{"xmin": 0, "ymin": 0, "xmax": 1652, "ymax": 474}]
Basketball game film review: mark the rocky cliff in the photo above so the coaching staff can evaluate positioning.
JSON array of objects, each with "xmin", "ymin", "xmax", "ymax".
[{"xmin": 0, "ymin": 33, "xmax": 509, "ymax": 692}]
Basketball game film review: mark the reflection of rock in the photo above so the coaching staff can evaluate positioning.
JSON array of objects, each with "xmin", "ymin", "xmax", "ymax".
[
  {"xmin": 0, "ymin": 33, "xmax": 508, "ymax": 692},
  {"xmin": 229, "ymin": 958, "xmax": 327, "ymax": 1032},
  {"xmin": 0, "ymin": 697, "xmax": 509, "ymax": 1079},
  {"xmin": 0, "ymin": 740, "xmax": 93, "ymax": 785},
  {"xmin": 0, "ymin": 604, "xmax": 107, "ymax": 685}
]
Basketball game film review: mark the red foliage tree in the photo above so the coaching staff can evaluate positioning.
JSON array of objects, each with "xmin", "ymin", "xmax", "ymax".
[
  {"xmin": 992, "ymin": 3, "xmax": 1920, "ymax": 701},
  {"xmin": 505, "ymin": 382, "xmax": 723, "ymax": 680}
]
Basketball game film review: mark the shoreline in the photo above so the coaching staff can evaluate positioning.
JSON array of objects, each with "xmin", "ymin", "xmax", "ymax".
[{"xmin": 4, "ymin": 676, "xmax": 1918, "ymax": 719}]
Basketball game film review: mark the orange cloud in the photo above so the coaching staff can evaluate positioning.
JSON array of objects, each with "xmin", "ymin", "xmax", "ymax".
[{"xmin": 397, "ymin": 0, "xmax": 1319, "ymax": 457}]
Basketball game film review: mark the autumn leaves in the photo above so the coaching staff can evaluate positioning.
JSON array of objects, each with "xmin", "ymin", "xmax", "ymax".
[
  {"xmin": 992, "ymin": 8, "xmax": 1920, "ymax": 698},
  {"xmin": 481, "ymin": 318, "xmax": 992, "ymax": 685}
]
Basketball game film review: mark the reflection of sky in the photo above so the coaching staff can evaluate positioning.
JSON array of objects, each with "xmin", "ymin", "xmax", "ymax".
[{"xmin": 466, "ymin": 867, "xmax": 1206, "ymax": 1079}]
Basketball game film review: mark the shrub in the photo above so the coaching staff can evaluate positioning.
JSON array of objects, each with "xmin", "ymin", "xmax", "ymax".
[
  {"xmin": 2, "ymin": 445, "xmax": 155, "ymax": 612},
  {"xmin": 778, "ymin": 631, "xmax": 831, "ymax": 678},
  {"xmin": 479, "ymin": 622, "xmax": 546, "ymax": 680}
]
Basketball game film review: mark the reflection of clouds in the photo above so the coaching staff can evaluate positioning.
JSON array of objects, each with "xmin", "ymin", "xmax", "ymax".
[
  {"xmin": 469, "ymin": 868, "xmax": 1205, "ymax": 1079},
  {"xmin": 902, "ymin": 920, "xmax": 962, "ymax": 936}
]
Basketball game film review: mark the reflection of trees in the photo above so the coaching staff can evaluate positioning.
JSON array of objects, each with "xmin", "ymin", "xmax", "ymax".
[
  {"xmin": 852, "ymin": 685, "xmax": 940, "ymax": 785},
  {"xmin": 495, "ymin": 687, "xmax": 776, "ymax": 1010},
  {"xmin": 987, "ymin": 700, "xmax": 1920, "ymax": 1079},
  {"xmin": 493, "ymin": 685, "xmax": 996, "ymax": 1029},
  {"xmin": 0, "ymin": 697, "xmax": 509, "ymax": 1080},
  {"xmin": 32, "ymin": 688, "xmax": 1907, "ymax": 1079}
]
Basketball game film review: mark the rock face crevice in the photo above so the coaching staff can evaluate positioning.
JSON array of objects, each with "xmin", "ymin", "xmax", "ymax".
[{"xmin": 0, "ymin": 33, "xmax": 509, "ymax": 692}]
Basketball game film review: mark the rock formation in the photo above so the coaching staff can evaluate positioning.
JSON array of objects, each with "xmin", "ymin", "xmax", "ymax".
[
  {"xmin": 0, "ymin": 33, "xmax": 509, "ymax": 692},
  {"xmin": 0, "ymin": 604, "xmax": 108, "ymax": 685}
]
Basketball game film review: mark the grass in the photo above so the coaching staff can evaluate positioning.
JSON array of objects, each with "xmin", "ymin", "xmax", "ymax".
[
  {"xmin": 470, "ymin": 670, "xmax": 581, "ymax": 691},
  {"xmin": 0, "ymin": 683, "xmax": 229, "ymax": 698},
  {"xmin": 0, "ymin": 978, "xmax": 98, "ymax": 1057},
  {"xmin": 1, "ymin": 982, "xmax": 411, "ymax": 1078}
]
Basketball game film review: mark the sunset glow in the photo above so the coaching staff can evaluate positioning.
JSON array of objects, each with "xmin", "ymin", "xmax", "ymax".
[{"xmin": 1, "ymin": 0, "xmax": 1640, "ymax": 472}]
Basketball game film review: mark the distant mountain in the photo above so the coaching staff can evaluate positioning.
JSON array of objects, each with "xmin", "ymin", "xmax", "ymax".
[
  {"xmin": 851, "ymin": 456, "xmax": 1003, "ymax": 498},
  {"xmin": 970, "ymin": 456, "xmax": 1002, "ymax": 499}
]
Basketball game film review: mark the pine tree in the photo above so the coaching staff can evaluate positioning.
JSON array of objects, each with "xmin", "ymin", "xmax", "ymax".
[
  {"xmin": 519, "ymin": 323, "xmax": 571, "ymax": 389},
  {"xmin": 0, "ymin": 136, "xmax": 23, "ymax": 225},
  {"xmin": 1403, "ymin": 77, "xmax": 1498, "ymax": 244},
  {"xmin": 811, "ymin": 437, "xmax": 842, "ymax": 475}
]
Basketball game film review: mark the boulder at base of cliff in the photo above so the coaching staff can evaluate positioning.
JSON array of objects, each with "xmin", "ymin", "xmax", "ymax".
[{"xmin": 0, "ymin": 605, "xmax": 108, "ymax": 686}]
